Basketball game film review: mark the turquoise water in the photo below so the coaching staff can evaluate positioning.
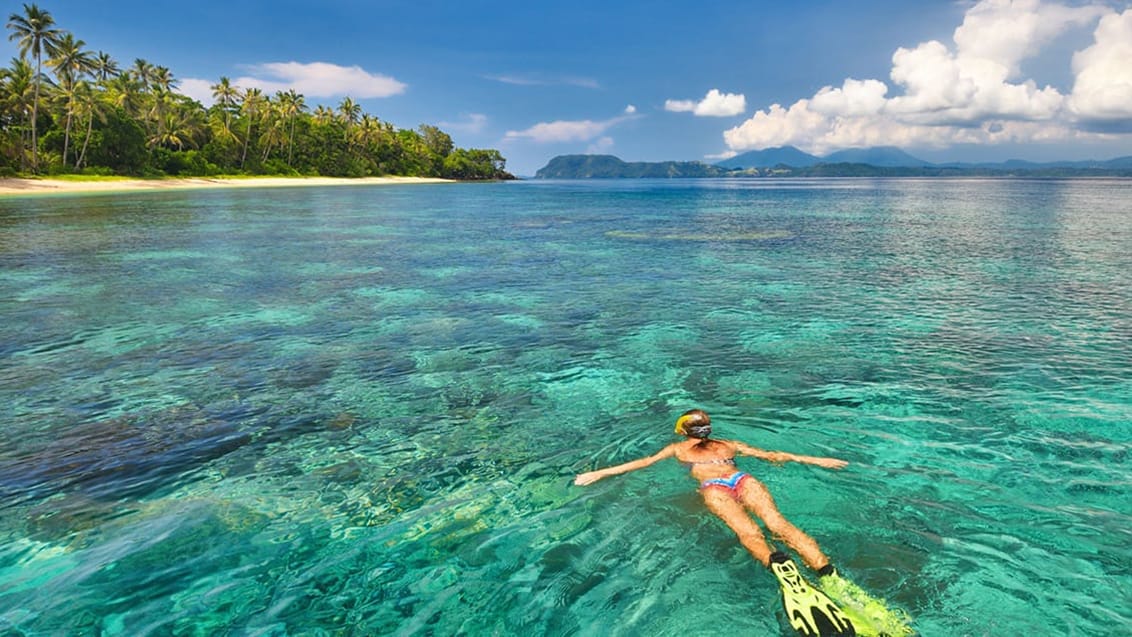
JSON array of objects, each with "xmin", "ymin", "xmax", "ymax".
[{"xmin": 1, "ymin": 179, "xmax": 1129, "ymax": 636}]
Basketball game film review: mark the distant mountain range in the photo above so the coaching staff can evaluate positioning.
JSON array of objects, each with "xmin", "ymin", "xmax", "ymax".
[
  {"xmin": 535, "ymin": 147, "xmax": 1132, "ymax": 178},
  {"xmin": 535, "ymin": 155, "xmax": 734, "ymax": 178},
  {"xmin": 718, "ymin": 145, "xmax": 1132, "ymax": 170}
]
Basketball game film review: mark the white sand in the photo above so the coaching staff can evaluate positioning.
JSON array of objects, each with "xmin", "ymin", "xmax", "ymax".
[{"xmin": 0, "ymin": 176, "xmax": 453, "ymax": 196}]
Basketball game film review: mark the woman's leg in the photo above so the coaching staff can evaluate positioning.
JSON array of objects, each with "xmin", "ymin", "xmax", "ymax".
[
  {"xmin": 701, "ymin": 488, "xmax": 775, "ymax": 566},
  {"xmin": 738, "ymin": 477, "xmax": 832, "ymax": 572}
]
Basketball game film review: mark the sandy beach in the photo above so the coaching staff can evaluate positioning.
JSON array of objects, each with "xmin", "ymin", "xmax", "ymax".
[{"xmin": 0, "ymin": 176, "xmax": 454, "ymax": 196}]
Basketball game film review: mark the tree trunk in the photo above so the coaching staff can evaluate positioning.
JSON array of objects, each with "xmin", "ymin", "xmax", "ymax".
[
  {"xmin": 62, "ymin": 106, "xmax": 73, "ymax": 169},
  {"xmin": 30, "ymin": 53, "xmax": 42, "ymax": 171},
  {"xmin": 288, "ymin": 117, "xmax": 296, "ymax": 167},
  {"xmin": 240, "ymin": 121, "xmax": 253, "ymax": 168},
  {"xmin": 77, "ymin": 111, "xmax": 94, "ymax": 169}
]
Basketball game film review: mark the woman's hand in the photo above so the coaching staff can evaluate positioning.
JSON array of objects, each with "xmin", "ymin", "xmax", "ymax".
[
  {"xmin": 574, "ymin": 470, "xmax": 604, "ymax": 486},
  {"xmin": 808, "ymin": 456, "xmax": 848, "ymax": 469}
]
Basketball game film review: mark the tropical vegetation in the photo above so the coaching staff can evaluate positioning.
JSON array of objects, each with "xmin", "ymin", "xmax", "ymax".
[{"xmin": 3, "ymin": 4, "xmax": 512, "ymax": 180}]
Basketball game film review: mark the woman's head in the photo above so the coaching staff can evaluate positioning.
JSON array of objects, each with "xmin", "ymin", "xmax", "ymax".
[{"xmin": 674, "ymin": 409, "xmax": 711, "ymax": 439}]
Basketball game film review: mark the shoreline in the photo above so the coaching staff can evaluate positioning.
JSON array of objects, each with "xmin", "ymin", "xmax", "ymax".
[{"xmin": 0, "ymin": 176, "xmax": 454, "ymax": 196}]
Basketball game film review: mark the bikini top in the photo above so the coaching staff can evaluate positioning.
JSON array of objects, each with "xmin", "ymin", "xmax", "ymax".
[{"xmin": 680, "ymin": 457, "xmax": 736, "ymax": 468}]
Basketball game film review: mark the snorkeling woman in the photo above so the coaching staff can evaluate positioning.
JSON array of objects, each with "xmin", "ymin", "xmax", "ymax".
[{"xmin": 574, "ymin": 409, "xmax": 910, "ymax": 637}]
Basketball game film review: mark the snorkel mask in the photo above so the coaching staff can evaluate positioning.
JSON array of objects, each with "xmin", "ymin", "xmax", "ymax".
[{"xmin": 675, "ymin": 411, "xmax": 711, "ymax": 439}]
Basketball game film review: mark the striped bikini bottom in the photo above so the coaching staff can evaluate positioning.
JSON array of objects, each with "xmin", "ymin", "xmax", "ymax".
[{"xmin": 700, "ymin": 471, "xmax": 751, "ymax": 498}]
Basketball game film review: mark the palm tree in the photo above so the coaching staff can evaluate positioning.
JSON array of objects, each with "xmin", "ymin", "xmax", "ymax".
[
  {"xmin": 74, "ymin": 80, "xmax": 108, "ymax": 169},
  {"xmin": 149, "ymin": 86, "xmax": 174, "ymax": 131},
  {"xmin": 92, "ymin": 51, "xmax": 118, "ymax": 84},
  {"xmin": 6, "ymin": 3, "xmax": 64, "ymax": 170},
  {"xmin": 151, "ymin": 65, "xmax": 175, "ymax": 93},
  {"xmin": 338, "ymin": 96, "xmax": 361, "ymax": 141},
  {"xmin": 129, "ymin": 58, "xmax": 154, "ymax": 89},
  {"xmin": 238, "ymin": 87, "xmax": 264, "ymax": 168},
  {"xmin": 210, "ymin": 76, "xmax": 238, "ymax": 138},
  {"xmin": 276, "ymin": 89, "xmax": 306, "ymax": 166},
  {"xmin": 105, "ymin": 72, "xmax": 143, "ymax": 117},
  {"xmin": 1, "ymin": 58, "xmax": 36, "ymax": 168},
  {"xmin": 259, "ymin": 97, "xmax": 287, "ymax": 163},
  {"xmin": 149, "ymin": 105, "xmax": 203, "ymax": 151},
  {"xmin": 146, "ymin": 67, "xmax": 176, "ymax": 131},
  {"xmin": 47, "ymin": 33, "xmax": 95, "ymax": 168},
  {"xmin": 312, "ymin": 104, "xmax": 334, "ymax": 124},
  {"xmin": 206, "ymin": 108, "xmax": 238, "ymax": 150},
  {"xmin": 46, "ymin": 33, "xmax": 93, "ymax": 83},
  {"xmin": 355, "ymin": 113, "xmax": 380, "ymax": 146}
]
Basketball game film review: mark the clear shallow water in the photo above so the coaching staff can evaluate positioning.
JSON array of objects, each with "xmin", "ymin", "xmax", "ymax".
[{"xmin": 1, "ymin": 178, "xmax": 1129, "ymax": 636}]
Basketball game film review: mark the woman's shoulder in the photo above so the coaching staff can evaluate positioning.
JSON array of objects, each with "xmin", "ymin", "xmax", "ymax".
[{"xmin": 676, "ymin": 438, "xmax": 738, "ymax": 459}]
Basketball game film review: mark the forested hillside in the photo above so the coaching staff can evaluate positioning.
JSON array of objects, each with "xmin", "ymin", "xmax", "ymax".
[{"xmin": 2, "ymin": 4, "xmax": 513, "ymax": 179}]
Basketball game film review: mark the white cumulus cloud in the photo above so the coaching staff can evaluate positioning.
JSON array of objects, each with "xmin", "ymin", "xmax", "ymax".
[
  {"xmin": 179, "ymin": 78, "xmax": 216, "ymax": 105},
  {"xmin": 181, "ymin": 61, "xmax": 406, "ymax": 106},
  {"xmin": 810, "ymin": 79, "xmax": 889, "ymax": 117},
  {"xmin": 239, "ymin": 61, "xmax": 406, "ymax": 98},
  {"xmin": 724, "ymin": 0, "xmax": 1130, "ymax": 155},
  {"xmin": 666, "ymin": 89, "xmax": 746, "ymax": 117},
  {"xmin": 1068, "ymin": 8, "xmax": 1132, "ymax": 128}
]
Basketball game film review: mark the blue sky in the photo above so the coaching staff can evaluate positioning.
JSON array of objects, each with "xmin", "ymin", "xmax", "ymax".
[{"xmin": 6, "ymin": 0, "xmax": 1132, "ymax": 175}]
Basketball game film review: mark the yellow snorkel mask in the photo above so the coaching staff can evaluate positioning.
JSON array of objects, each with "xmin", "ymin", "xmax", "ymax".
[{"xmin": 674, "ymin": 410, "xmax": 711, "ymax": 438}]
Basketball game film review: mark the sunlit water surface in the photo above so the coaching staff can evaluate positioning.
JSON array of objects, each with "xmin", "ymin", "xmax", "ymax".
[{"xmin": 1, "ymin": 179, "xmax": 1129, "ymax": 636}]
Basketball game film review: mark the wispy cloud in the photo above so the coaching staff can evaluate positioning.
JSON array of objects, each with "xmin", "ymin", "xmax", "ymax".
[
  {"xmin": 724, "ymin": 0, "xmax": 1131, "ymax": 154},
  {"xmin": 704, "ymin": 150, "xmax": 738, "ymax": 160},
  {"xmin": 504, "ymin": 110, "xmax": 638, "ymax": 143},
  {"xmin": 505, "ymin": 119, "xmax": 612, "ymax": 143},
  {"xmin": 486, "ymin": 73, "xmax": 600, "ymax": 89},
  {"xmin": 438, "ymin": 113, "xmax": 489, "ymax": 134},
  {"xmin": 665, "ymin": 89, "xmax": 747, "ymax": 117},
  {"xmin": 587, "ymin": 136, "xmax": 615, "ymax": 154}
]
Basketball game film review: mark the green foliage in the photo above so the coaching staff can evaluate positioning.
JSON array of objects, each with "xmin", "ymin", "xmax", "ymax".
[
  {"xmin": 262, "ymin": 158, "xmax": 297, "ymax": 176},
  {"xmin": 443, "ymin": 148, "xmax": 509, "ymax": 180},
  {"xmin": 419, "ymin": 124, "xmax": 453, "ymax": 159},
  {"xmin": 150, "ymin": 148, "xmax": 219, "ymax": 176},
  {"xmin": 2, "ymin": 5, "xmax": 514, "ymax": 180},
  {"xmin": 84, "ymin": 109, "xmax": 147, "ymax": 173}
]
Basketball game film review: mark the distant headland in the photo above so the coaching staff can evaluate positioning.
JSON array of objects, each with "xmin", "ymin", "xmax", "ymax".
[{"xmin": 535, "ymin": 147, "xmax": 1132, "ymax": 179}]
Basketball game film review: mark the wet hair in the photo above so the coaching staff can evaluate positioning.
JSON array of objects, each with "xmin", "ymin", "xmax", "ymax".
[{"xmin": 674, "ymin": 409, "xmax": 711, "ymax": 439}]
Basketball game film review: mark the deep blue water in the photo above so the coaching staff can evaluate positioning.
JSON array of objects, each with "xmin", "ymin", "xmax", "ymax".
[{"xmin": 1, "ymin": 178, "xmax": 1130, "ymax": 635}]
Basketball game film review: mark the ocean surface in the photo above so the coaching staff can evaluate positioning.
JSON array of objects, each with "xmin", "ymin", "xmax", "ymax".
[{"xmin": 1, "ymin": 178, "xmax": 1129, "ymax": 636}]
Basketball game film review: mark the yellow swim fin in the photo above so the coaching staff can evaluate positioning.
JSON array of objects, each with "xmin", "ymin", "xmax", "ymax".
[
  {"xmin": 770, "ymin": 554, "xmax": 857, "ymax": 637},
  {"xmin": 819, "ymin": 572, "xmax": 915, "ymax": 637}
]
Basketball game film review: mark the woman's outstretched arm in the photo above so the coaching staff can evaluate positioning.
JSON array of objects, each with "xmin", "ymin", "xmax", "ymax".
[
  {"xmin": 732, "ymin": 441, "xmax": 848, "ymax": 469},
  {"xmin": 574, "ymin": 444, "xmax": 677, "ymax": 486}
]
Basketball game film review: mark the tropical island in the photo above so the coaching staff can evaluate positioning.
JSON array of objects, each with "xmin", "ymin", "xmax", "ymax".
[
  {"xmin": 536, "ymin": 149, "xmax": 1132, "ymax": 179},
  {"xmin": 2, "ymin": 4, "xmax": 514, "ymax": 185}
]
